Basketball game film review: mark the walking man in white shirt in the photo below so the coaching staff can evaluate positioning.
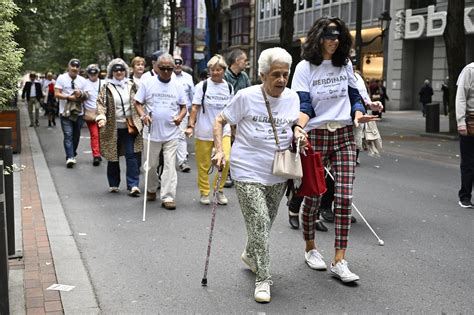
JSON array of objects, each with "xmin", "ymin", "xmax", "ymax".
[
  {"xmin": 134, "ymin": 53, "xmax": 187, "ymax": 210},
  {"xmin": 172, "ymin": 54, "xmax": 195, "ymax": 172}
]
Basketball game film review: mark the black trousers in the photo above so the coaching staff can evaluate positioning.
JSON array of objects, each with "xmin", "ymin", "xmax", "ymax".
[
  {"xmin": 459, "ymin": 135, "xmax": 474, "ymax": 202},
  {"xmin": 288, "ymin": 173, "xmax": 335, "ymax": 213}
]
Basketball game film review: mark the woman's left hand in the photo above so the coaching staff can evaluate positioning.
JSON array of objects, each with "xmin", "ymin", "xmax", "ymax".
[
  {"xmin": 211, "ymin": 150, "xmax": 226, "ymax": 169},
  {"xmin": 293, "ymin": 126, "xmax": 308, "ymax": 148}
]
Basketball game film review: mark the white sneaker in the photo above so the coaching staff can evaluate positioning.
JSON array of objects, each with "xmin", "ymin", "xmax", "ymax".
[
  {"xmin": 66, "ymin": 158, "xmax": 76, "ymax": 168},
  {"xmin": 241, "ymin": 251, "xmax": 256, "ymax": 273},
  {"xmin": 200, "ymin": 194, "xmax": 210, "ymax": 205},
  {"xmin": 217, "ymin": 192, "xmax": 228, "ymax": 205},
  {"xmin": 109, "ymin": 187, "xmax": 120, "ymax": 193},
  {"xmin": 330, "ymin": 259, "xmax": 360, "ymax": 282},
  {"xmin": 305, "ymin": 249, "xmax": 327, "ymax": 270},
  {"xmin": 129, "ymin": 186, "xmax": 141, "ymax": 197},
  {"xmin": 254, "ymin": 279, "xmax": 272, "ymax": 303}
]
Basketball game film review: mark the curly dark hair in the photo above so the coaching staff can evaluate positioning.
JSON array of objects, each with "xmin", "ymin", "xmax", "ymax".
[{"xmin": 301, "ymin": 16, "xmax": 352, "ymax": 67}]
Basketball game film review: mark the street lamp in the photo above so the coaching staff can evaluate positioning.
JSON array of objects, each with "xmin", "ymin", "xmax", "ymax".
[{"xmin": 362, "ymin": 11, "xmax": 392, "ymax": 47}]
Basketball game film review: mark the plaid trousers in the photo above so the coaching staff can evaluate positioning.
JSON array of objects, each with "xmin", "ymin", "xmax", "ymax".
[{"xmin": 302, "ymin": 126, "xmax": 356, "ymax": 249}]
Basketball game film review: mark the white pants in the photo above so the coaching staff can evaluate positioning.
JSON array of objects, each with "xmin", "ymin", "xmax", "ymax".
[
  {"xmin": 145, "ymin": 138, "xmax": 179, "ymax": 202},
  {"xmin": 176, "ymin": 115, "xmax": 188, "ymax": 165}
]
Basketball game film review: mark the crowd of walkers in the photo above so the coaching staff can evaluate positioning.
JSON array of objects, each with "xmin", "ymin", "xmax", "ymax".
[{"xmin": 22, "ymin": 14, "xmax": 474, "ymax": 305}]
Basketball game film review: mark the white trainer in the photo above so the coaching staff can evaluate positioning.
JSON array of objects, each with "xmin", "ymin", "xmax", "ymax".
[
  {"xmin": 330, "ymin": 259, "xmax": 360, "ymax": 282},
  {"xmin": 200, "ymin": 194, "xmax": 210, "ymax": 205},
  {"xmin": 66, "ymin": 157, "xmax": 76, "ymax": 168},
  {"xmin": 305, "ymin": 249, "xmax": 327, "ymax": 270},
  {"xmin": 254, "ymin": 279, "xmax": 272, "ymax": 303},
  {"xmin": 241, "ymin": 251, "xmax": 256, "ymax": 273},
  {"xmin": 217, "ymin": 192, "xmax": 228, "ymax": 205}
]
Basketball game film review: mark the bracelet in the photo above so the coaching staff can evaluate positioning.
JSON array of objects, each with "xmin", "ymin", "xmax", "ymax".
[{"xmin": 291, "ymin": 124, "xmax": 304, "ymax": 132}]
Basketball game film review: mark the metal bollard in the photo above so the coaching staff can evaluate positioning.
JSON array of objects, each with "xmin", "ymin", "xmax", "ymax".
[
  {"xmin": 425, "ymin": 103, "xmax": 440, "ymax": 133},
  {"xmin": 0, "ymin": 127, "xmax": 15, "ymax": 256},
  {"xmin": 0, "ymin": 160, "xmax": 11, "ymax": 315}
]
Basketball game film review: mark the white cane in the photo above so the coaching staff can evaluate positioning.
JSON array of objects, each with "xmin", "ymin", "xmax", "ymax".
[
  {"xmin": 142, "ymin": 113, "xmax": 152, "ymax": 222},
  {"xmin": 324, "ymin": 166, "xmax": 385, "ymax": 246}
]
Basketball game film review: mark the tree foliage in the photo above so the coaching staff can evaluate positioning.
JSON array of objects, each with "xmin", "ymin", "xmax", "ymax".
[
  {"xmin": 14, "ymin": 0, "xmax": 162, "ymax": 73},
  {"xmin": 444, "ymin": 0, "xmax": 466, "ymax": 133},
  {"xmin": 0, "ymin": 0, "xmax": 24, "ymax": 108}
]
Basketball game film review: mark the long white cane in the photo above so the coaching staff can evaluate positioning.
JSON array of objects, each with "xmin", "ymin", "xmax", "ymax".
[
  {"xmin": 324, "ymin": 166, "xmax": 385, "ymax": 246},
  {"xmin": 142, "ymin": 113, "xmax": 152, "ymax": 222}
]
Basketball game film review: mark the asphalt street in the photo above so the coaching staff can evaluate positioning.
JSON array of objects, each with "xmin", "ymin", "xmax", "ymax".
[{"xmin": 34, "ymin": 111, "xmax": 473, "ymax": 313}]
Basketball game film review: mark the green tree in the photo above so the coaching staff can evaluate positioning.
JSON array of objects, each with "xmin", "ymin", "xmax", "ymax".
[{"xmin": 0, "ymin": 0, "xmax": 24, "ymax": 108}]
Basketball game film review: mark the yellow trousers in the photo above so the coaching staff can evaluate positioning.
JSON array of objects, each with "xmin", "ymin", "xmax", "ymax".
[{"xmin": 195, "ymin": 136, "xmax": 231, "ymax": 196}]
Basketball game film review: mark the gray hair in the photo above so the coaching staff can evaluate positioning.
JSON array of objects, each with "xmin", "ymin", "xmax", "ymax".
[
  {"xmin": 207, "ymin": 54, "xmax": 227, "ymax": 69},
  {"xmin": 157, "ymin": 53, "xmax": 174, "ymax": 64},
  {"xmin": 258, "ymin": 47, "xmax": 292, "ymax": 75},
  {"xmin": 106, "ymin": 58, "xmax": 130, "ymax": 79},
  {"xmin": 226, "ymin": 49, "xmax": 246, "ymax": 65}
]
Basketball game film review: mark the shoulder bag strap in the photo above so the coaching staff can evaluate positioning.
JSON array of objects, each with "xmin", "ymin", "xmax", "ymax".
[
  {"xmin": 261, "ymin": 85, "xmax": 281, "ymax": 151},
  {"xmin": 110, "ymin": 83, "xmax": 126, "ymax": 117}
]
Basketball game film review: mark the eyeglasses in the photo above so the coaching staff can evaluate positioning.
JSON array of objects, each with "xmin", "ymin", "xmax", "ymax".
[
  {"xmin": 159, "ymin": 67, "xmax": 174, "ymax": 72},
  {"xmin": 174, "ymin": 59, "xmax": 183, "ymax": 65}
]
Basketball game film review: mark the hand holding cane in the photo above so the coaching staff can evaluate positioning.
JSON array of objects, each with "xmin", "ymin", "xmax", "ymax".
[{"xmin": 142, "ymin": 111, "xmax": 152, "ymax": 222}]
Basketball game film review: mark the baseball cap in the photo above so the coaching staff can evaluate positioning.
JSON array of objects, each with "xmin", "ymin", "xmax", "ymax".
[
  {"xmin": 150, "ymin": 50, "xmax": 163, "ymax": 61},
  {"xmin": 69, "ymin": 58, "xmax": 81, "ymax": 67}
]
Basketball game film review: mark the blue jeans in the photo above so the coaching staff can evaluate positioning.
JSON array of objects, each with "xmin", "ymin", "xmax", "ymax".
[
  {"xmin": 107, "ymin": 128, "xmax": 140, "ymax": 190},
  {"xmin": 60, "ymin": 115, "xmax": 84, "ymax": 159}
]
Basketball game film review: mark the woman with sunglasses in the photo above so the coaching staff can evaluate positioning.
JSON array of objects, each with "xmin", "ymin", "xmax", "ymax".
[
  {"xmin": 185, "ymin": 55, "xmax": 233, "ymax": 206},
  {"xmin": 96, "ymin": 58, "xmax": 142, "ymax": 196},
  {"xmin": 291, "ymin": 17, "xmax": 382, "ymax": 283}
]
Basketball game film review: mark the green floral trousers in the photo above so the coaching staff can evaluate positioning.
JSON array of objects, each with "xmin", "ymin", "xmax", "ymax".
[{"xmin": 234, "ymin": 180, "xmax": 287, "ymax": 282}]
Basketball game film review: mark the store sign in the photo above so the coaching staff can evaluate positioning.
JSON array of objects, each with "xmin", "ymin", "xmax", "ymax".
[{"xmin": 395, "ymin": 5, "xmax": 474, "ymax": 39}]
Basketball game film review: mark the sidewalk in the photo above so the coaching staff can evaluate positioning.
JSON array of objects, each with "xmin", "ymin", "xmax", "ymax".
[
  {"xmin": 8, "ymin": 105, "xmax": 99, "ymax": 314},
  {"xmin": 7, "ymin": 108, "xmax": 459, "ymax": 314}
]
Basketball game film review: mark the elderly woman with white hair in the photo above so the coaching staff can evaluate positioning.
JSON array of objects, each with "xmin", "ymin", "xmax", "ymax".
[
  {"xmin": 96, "ymin": 58, "xmax": 143, "ymax": 196},
  {"xmin": 213, "ymin": 47, "xmax": 302, "ymax": 303},
  {"xmin": 185, "ymin": 54, "xmax": 233, "ymax": 205}
]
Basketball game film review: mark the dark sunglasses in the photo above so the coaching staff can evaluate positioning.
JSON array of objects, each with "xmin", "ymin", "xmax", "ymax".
[
  {"xmin": 323, "ymin": 35, "xmax": 339, "ymax": 40},
  {"xmin": 112, "ymin": 68, "xmax": 126, "ymax": 72},
  {"xmin": 71, "ymin": 80, "xmax": 75, "ymax": 89},
  {"xmin": 159, "ymin": 67, "xmax": 174, "ymax": 72},
  {"xmin": 174, "ymin": 59, "xmax": 183, "ymax": 65}
]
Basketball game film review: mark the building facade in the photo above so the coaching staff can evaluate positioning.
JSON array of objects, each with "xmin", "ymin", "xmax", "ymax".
[{"xmin": 386, "ymin": 0, "xmax": 474, "ymax": 111}]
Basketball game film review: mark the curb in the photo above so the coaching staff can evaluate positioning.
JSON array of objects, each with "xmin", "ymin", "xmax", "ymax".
[{"xmin": 419, "ymin": 132, "xmax": 459, "ymax": 141}]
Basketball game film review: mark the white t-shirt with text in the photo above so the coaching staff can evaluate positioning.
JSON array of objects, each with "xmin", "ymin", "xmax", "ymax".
[
  {"xmin": 83, "ymin": 79, "xmax": 105, "ymax": 111},
  {"xmin": 192, "ymin": 78, "xmax": 233, "ymax": 141},
  {"xmin": 221, "ymin": 85, "xmax": 300, "ymax": 185},
  {"xmin": 291, "ymin": 59, "xmax": 358, "ymax": 131},
  {"xmin": 134, "ymin": 76, "xmax": 186, "ymax": 142}
]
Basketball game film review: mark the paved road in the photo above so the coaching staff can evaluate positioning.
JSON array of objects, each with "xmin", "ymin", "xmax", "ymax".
[{"xmin": 35, "ymin": 111, "xmax": 473, "ymax": 313}]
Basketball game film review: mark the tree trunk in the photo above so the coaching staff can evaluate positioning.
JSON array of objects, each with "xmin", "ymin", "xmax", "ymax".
[
  {"xmin": 169, "ymin": 0, "xmax": 176, "ymax": 55},
  {"xmin": 443, "ymin": 0, "xmax": 465, "ymax": 133},
  {"xmin": 99, "ymin": 7, "xmax": 118, "ymax": 58},
  {"xmin": 205, "ymin": 0, "xmax": 221, "ymax": 56},
  {"xmin": 279, "ymin": 1, "xmax": 295, "ymax": 52}
]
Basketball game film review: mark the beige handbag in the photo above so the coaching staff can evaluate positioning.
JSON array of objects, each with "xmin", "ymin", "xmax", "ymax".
[
  {"xmin": 83, "ymin": 108, "xmax": 97, "ymax": 122},
  {"xmin": 261, "ymin": 86, "xmax": 303, "ymax": 180}
]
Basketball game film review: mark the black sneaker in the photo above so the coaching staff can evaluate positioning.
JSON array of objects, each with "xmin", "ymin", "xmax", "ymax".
[
  {"xmin": 315, "ymin": 220, "xmax": 328, "ymax": 232},
  {"xmin": 93, "ymin": 157, "xmax": 101, "ymax": 166},
  {"xmin": 458, "ymin": 200, "xmax": 473, "ymax": 208},
  {"xmin": 288, "ymin": 211, "xmax": 299, "ymax": 229},
  {"xmin": 351, "ymin": 216, "xmax": 357, "ymax": 223},
  {"xmin": 320, "ymin": 208, "xmax": 334, "ymax": 223}
]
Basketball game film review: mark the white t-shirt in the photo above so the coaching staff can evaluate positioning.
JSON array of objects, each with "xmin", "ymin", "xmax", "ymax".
[
  {"xmin": 139, "ymin": 69, "xmax": 158, "ymax": 83},
  {"xmin": 192, "ymin": 78, "xmax": 232, "ymax": 141},
  {"xmin": 83, "ymin": 79, "xmax": 105, "ymax": 110},
  {"xmin": 134, "ymin": 76, "xmax": 186, "ymax": 142},
  {"xmin": 55, "ymin": 73, "xmax": 88, "ymax": 114},
  {"xmin": 291, "ymin": 59, "xmax": 358, "ymax": 131},
  {"xmin": 172, "ymin": 71, "xmax": 195, "ymax": 108},
  {"xmin": 221, "ymin": 85, "xmax": 300, "ymax": 185}
]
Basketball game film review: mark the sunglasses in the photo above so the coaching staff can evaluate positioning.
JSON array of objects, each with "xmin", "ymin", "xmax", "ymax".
[
  {"xmin": 71, "ymin": 80, "xmax": 75, "ymax": 89},
  {"xmin": 159, "ymin": 67, "xmax": 174, "ymax": 72},
  {"xmin": 174, "ymin": 59, "xmax": 183, "ymax": 65},
  {"xmin": 113, "ymin": 68, "xmax": 126, "ymax": 72}
]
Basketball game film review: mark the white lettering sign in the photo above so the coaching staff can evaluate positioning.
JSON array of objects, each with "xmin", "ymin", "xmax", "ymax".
[{"xmin": 400, "ymin": 5, "xmax": 474, "ymax": 39}]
